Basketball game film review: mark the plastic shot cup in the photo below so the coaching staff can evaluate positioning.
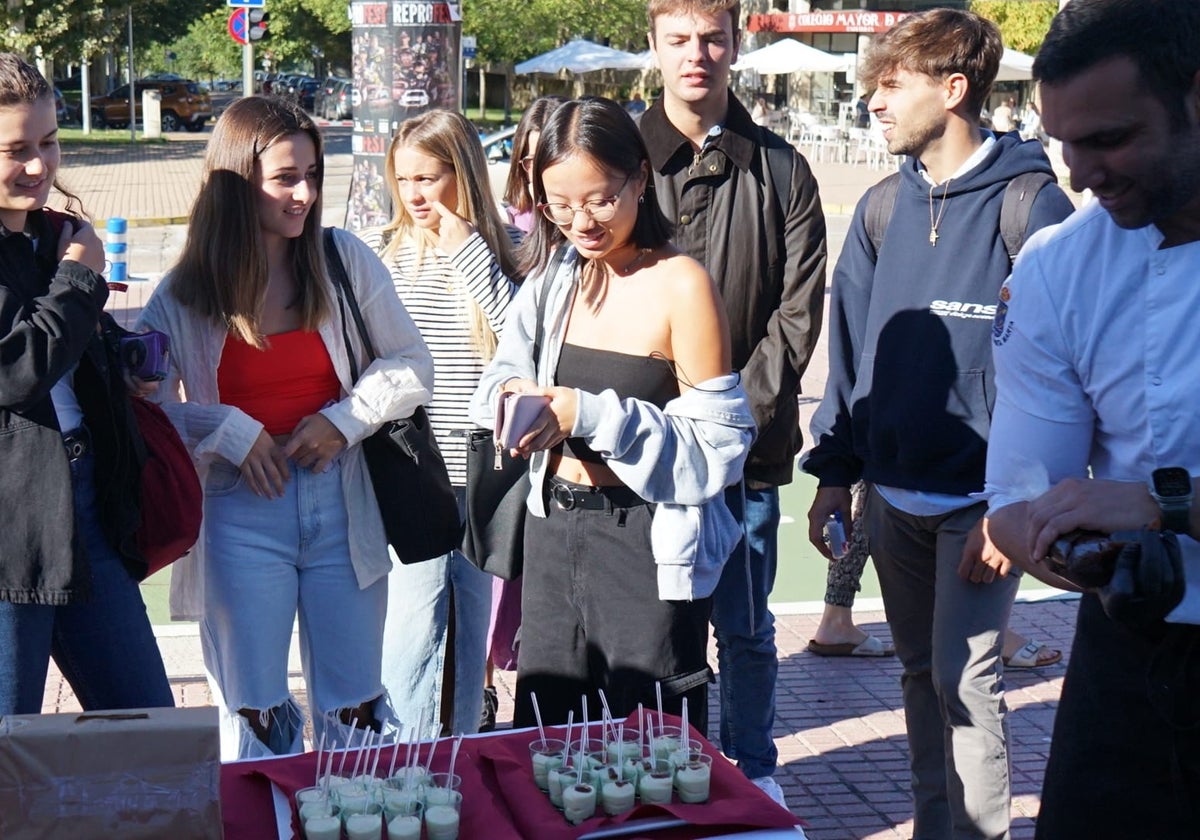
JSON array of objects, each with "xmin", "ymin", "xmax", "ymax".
[
  {"xmin": 605, "ymin": 729, "xmax": 642, "ymax": 765},
  {"xmin": 342, "ymin": 803, "xmax": 384, "ymax": 840},
  {"xmin": 651, "ymin": 726, "xmax": 683, "ymax": 763},
  {"xmin": 385, "ymin": 800, "xmax": 423, "ymax": 840},
  {"xmin": 637, "ymin": 757, "xmax": 674, "ymax": 805},
  {"xmin": 674, "ymin": 753, "xmax": 713, "ymax": 803},
  {"xmin": 561, "ymin": 779, "xmax": 597, "ymax": 825},
  {"xmin": 423, "ymin": 789, "xmax": 463, "ymax": 840},
  {"xmin": 302, "ymin": 813, "xmax": 341, "ymax": 840},
  {"xmin": 422, "ymin": 772, "xmax": 462, "ymax": 808},
  {"xmin": 529, "ymin": 738, "xmax": 566, "ymax": 791}
]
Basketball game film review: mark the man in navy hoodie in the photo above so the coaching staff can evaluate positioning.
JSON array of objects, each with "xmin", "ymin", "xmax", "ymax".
[{"xmin": 802, "ymin": 9, "xmax": 1074, "ymax": 838}]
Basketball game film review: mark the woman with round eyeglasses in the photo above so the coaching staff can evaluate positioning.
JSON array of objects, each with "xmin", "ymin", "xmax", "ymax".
[{"xmin": 471, "ymin": 97, "xmax": 755, "ymax": 729}]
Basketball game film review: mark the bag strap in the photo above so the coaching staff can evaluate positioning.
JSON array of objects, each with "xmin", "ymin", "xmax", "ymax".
[
  {"xmin": 323, "ymin": 227, "xmax": 373, "ymax": 384},
  {"xmin": 530, "ymin": 245, "xmax": 567, "ymax": 377},
  {"xmin": 761, "ymin": 132, "xmax": 794, "ymax": 230},
  {"xmin": 863, "ymin": 172, "xmax": 901, "ymax": 261},
  {"xmin": 863, "ymin": 170, "xmax": 1052, "ymax": 265},
  {"xmin": 999, "ymin": 171, "xmax": 1054, "ymax": 262}
]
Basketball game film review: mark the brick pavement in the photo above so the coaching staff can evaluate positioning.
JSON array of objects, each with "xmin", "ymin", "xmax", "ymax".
[{"xmin": 41, "ymin": 135, "xmax": 1081, "ymax": 839}]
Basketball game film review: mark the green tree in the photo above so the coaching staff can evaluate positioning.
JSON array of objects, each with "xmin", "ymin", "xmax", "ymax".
[
  {"xmin": 2, "ymin": 0, "xmax": 212, "ymax": 67},
  {"xmin": 142, "ymin": 7, "xmax": 241, "ymax": 82},
  {"xmin": 463, "ymin": 0, "xmax": 649, "ymax": 65},
  {"xmin": 969, "ymin": 0, "xmax": 1058, "ymax": 55}
]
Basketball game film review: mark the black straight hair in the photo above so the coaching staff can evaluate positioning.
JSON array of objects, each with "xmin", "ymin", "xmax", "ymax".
[
  {"xmin": 1034, "ymin": 0, "xmax": 1200, "ymax": 129},
  {"xmin": 520, "ymin": 97, "xmax": 672, "ymax": 279}
]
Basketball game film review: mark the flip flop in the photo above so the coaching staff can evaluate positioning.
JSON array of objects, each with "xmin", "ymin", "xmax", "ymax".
[
  {"xmin": 1002, "ymin": 639, "xmax": 1063, "ymax": 669},
  {"xmin": 807, "ymin": 634, "xmax": 895, "ymax": 657}
]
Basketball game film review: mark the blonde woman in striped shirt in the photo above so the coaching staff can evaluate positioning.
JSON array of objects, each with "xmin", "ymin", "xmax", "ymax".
[{"xmin": 360, "ymin": 109, "xmax": 521, "ymax": 735}]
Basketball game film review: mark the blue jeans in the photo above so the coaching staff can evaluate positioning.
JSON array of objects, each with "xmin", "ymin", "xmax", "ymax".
[
  {"xmin": 382, "ymin": 488, "xmax": 493, "ymax": 735},
  {"xmin": 201, "ymin": 457, "xmax": 389, "ymax": 759},
  {"xmin": 0, "ymin": 452, "xmax": 173, "ymax": 716},
  {"xmin": 711, "ymin": 484, "xmax": 780, "ymax": 779}
]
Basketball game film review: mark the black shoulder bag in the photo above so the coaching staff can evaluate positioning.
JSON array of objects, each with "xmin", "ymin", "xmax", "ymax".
[
  {"xmin": 323, "ymin": 228, "xmax": 462, "ymax": 564},
  {"xmin": 461, "ymin": 247, "xmax": 565, "ymax": 580}
]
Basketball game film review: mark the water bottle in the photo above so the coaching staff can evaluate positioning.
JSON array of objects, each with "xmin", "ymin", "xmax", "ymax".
[{"xmin": 824, "ymin": 511, "xmax": 849, "ymax": 559}]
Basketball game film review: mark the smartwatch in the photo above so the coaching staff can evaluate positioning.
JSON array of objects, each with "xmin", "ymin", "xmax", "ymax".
[{"xmin": 1151, "ymin": 467, "xmax": 1193, "ymax": 535}]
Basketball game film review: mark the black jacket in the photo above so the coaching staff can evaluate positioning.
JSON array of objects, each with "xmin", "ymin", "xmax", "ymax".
[
  {"xmin": 0, "ymin": 209, "xmax": 146, "ymax": 605},
  {"xmin": 640, "ymin": 95, "xmax": 828, "ymax": 486}
]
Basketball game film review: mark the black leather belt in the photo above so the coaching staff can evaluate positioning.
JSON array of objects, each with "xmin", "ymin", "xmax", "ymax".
[
  {"xmin": 62, "ymin": 427, "xmax": 91, "ymax": 462},
  {"xmin": 548, "ymin": 477, "xmax": 648, "ymax": 511}
]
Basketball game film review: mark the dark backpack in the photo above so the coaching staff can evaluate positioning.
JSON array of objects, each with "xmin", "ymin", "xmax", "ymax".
[{"xmin": 863, "ymin": 170, "xmax": 1055, "ymax": 264}]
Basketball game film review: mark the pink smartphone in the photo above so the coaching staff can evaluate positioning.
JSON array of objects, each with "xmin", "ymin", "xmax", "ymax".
[{"xmin": 496, "ymin": 392, "xmax": 550, "ymax": 449}]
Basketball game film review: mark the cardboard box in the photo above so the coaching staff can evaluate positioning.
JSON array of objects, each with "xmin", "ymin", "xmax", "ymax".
[{"xmin": 0, "ymin": 706, "xmax": 222, "ymax": 840}]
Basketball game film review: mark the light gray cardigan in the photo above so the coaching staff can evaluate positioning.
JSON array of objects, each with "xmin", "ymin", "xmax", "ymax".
[
  {"xmin": 469, "ymin": 246, "xmax": 756, "ymax": 601},
  {"xmin": 137, "ymin": 228, "xmax": 434, "ymax": 621}
]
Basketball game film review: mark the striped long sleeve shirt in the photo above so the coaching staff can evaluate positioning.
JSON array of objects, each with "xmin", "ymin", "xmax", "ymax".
[{"xmin": 358, "ymin": 228, "xmax": 520, "ymax": 485}]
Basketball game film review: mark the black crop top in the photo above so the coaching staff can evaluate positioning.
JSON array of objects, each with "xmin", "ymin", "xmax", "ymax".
[{"xmin": 555, "ymin": 343, "xmax": 680, "ymax": 464}]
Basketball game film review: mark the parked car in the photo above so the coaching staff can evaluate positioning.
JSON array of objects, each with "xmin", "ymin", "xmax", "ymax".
[
  {"xmin": 313, "ymin": 76, "xmax": 341, "ymax": 117},
  {"xmin": 480, "ymin": 124, "xmax": 517, "ymax": 201},
  {"xmin": 90, "ymin": 79, "xmax": 213, "ymax": 132},
  {"xmin": 54, "ymin": 87, "xmax": 78, "ymax": 124},
  {"xmin": 324, "ymin": 80, "xmax": 353, "ymax": 120},
  {"xmin": 293, "ymin": 79, "xmax": 319, "ymax": 112}
]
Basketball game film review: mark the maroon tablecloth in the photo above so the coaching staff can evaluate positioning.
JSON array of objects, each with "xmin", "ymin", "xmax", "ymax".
[{"xmin": 219, "ymin": 713, "xmax": 801, "ymax": 840}]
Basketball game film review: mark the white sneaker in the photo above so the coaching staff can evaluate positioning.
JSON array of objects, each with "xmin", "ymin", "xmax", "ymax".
[{"xmin": 750, "ymin": 775, "xmax": 788, "ymax": 809}]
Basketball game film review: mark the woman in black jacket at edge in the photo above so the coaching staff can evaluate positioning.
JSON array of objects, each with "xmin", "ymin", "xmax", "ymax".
[{"xmin": 0, "ymin": 53, "xmax": 172, "ymax": 716}]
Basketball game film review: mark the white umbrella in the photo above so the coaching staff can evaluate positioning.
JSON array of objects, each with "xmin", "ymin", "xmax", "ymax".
[
  {"xmin": 515, "ymin": 39, "xmax": 646, "ymax": 75},
  {"xmin": 996, "ymin": 48, "xmax": 1036, "ymax": 82},
  {"xmin": 732, "ymin": 38, "xmax": 846, "ymax": 75}
]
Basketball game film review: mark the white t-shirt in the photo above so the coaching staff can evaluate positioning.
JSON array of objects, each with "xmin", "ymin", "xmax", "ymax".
[{"xmin": 986, "ymin": 202, "xmax": 1200, "ymax": 623}]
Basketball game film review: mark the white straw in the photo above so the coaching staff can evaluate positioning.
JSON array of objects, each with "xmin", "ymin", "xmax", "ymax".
[
  {"xmin": 561, "ymin": 711, "xmax": 574, "ymax": 765},
  {"xmin": 369, "ymin": 728, "xmax": 385, "ymax": 777},
  {"xmin": 655, "ymin": 681, "xmax": 664, "ymax": 726},
  {"xmin": 681, "ymin": 696, "xmax": 690, "ymax": 755},
  {"xmin": 423, "ymin": 734, "xmax": 440, "ymax": 778},
  {"xmin": 582, "ymin": 696, "xmax": 589, "ymax": 755},
  {"xmin": 387, "ymin": 729, "xmax": 402, "ymax": 780},
  {"xmin": 335, "ymin": 716, "xmax": 359, "ymax": 778},
  {"xmin": 313, "ymin": 729, "xmax": 327, "ymax": 789},
  {"xmin": 637, "ymin": 703, "xmax": 645, "ymax": 752},
  {"xmin": 616, "ymin": 723, "xmax": 625, "ymax": 782},
  {"xmin": 598, "ymin": 689, "xmax": 615, "ymax": 743},
  {"xmin": 447, "ymin": 734, "xmax": 464, "ymax": 783},
  {"xmin": 531, "ymin": 692, "xmax": 547, "ymax": 742},
  {"xmin": 321, "ymin": 740, "xmax": 337, "ymax": 792},
  {"xmin": 350, "ymin": 729, "xmax": 372, "ymax": 778}
]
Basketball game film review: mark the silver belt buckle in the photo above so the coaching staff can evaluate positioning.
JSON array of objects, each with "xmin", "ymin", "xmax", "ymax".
[{"xmin": 551, "ymin": 481, "xmax": 577, "ymax": 511}]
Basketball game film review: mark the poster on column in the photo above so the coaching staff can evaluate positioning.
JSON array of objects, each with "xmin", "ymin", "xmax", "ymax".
[{"xmin": 347, "ymin": 1, "xmax": 462, "ymax": 230}]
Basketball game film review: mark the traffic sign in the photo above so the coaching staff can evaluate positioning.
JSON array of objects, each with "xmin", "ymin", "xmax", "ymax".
[
  {"xmin": 462, "ymin": 35, "xmax": 477, "ymax": 60},
  {"xmin": 228, "ymin": 8, "xmax": 247, "ymax": 45},
  {"xmin": 228, "ymin": 0, "xmax": 264, "ymax": 7}
]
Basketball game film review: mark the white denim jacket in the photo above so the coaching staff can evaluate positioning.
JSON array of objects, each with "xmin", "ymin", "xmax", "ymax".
[
  {"xmin": 469, "ymin": 247, "xmax": 756, "ymax": 601},
  {"xmin": 138, "ymin": 229, "xmax": 434, "ymax": 620}
]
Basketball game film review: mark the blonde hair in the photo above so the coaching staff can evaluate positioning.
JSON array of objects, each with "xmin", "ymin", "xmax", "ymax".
[
  {"xmin": 381, "ymin": 109, "xmax": 518, "ymax": 361},
  {"xmin": 170, "ymin": 97, "xmax": 329, "ymax": 348}
]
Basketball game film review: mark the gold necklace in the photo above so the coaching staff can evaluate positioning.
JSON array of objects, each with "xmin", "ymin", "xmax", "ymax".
[{"xmin": 928, "ymin": 178, "xmax": 952, "ymax": 247}]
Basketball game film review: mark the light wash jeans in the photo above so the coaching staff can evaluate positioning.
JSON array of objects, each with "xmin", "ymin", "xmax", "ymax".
[
  {"xmin": 382, "ymin": 487, "xmax": 493, "ymax": 736},
  {"xmin": 0, "ymin": 451, "xmax": 173, "ymax": 716},
  {"xmin": 201, "ymin": 457, "xmax": 390, "ymax": 760},
  {"xmin": 711, "ymin": 484, "xmax": 781, "ymax": 780}
]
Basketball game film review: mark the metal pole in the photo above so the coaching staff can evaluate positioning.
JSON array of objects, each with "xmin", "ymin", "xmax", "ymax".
[
  {"xmin": 127, "ymin": 4, "xmax": 135, "ymax": 141},
  {"xmin": 243, "ymin": 40, "xmax": 254, "ymax": 102}
]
